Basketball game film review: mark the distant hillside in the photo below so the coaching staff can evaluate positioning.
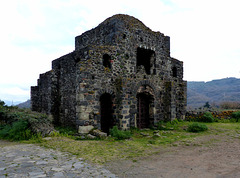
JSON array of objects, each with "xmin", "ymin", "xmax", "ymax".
[
  {"xmin": 17, "ymin": 99, "xmax": 31, "ymax": 109},
  {"xmin": 187, "ymin": 77, "xmax": 240, "ymax": 109},
  {"xmin": 3, "ymin": 100, "xmax": 22, "ymax": 106}
]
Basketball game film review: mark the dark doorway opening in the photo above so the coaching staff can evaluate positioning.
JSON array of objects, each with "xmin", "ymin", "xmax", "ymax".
[
  {"xmin": 100, "ymin": 93, "xmax": 113, "ymax": 134},
  {"xmin": 172, "ymin": 66, "xmax": 177, "ymax": 77},
  {"xmin": 137, "ymin": 93, "xmax": 154, "ymax": 129},
  {"xmin": 136, "ymin": 47, "xmax": 155, "ymax": 75},
  {"xmin": 103, "ymin": 54, "xmax": 111, "ymax": 69}
]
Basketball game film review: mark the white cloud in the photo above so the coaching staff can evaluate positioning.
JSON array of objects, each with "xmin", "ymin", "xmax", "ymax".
[
  {"xmin": 0, "ymin": 85, "xmax": 30, "ymax": 102},
  {"xmin": 0, "ymin": 0, "xmax": 240, "ymax": 102}
]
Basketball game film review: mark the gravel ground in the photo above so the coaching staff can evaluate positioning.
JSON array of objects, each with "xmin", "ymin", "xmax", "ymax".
[{"xmin": 105, "ymin": 133, "xmax": 240, "ymax": 178}]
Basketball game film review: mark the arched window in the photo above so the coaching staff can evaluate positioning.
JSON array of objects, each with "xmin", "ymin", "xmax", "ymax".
[
  {"xmin": 172, "ymin": 66, "xmax": 177, "ymax": 77},
  {"xmin": 103, "ymin": 54, "xmax": 111, "ymax": 69}
]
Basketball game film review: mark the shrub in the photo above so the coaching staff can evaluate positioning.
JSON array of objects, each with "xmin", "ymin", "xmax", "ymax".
[
  {"xmin": 0, "ymin": 120, "xmax": 32, "ymax": 140},
  {"xmin": 231, "ymin": 111, "xmax": 240, "ymax": 122},
  {"xmin": 200, "ymin": 112, "xmax": 214, "ymax": 122},
  {"xmin": 0, "ymin": 124, "xmax": 11, "ymax": 138},
  {"xmin": 187, "ymin": 122, "xmax": 208, "ymax": 133},
  {"xmin": 0, "ymin": 102, "xmax": 54, "ymax": 140},
  {"xmin": 110, "ymin": 126, "xmax": 132, "ymax": 140}
]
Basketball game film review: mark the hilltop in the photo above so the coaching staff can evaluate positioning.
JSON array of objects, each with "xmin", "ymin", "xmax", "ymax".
[{"xmin": 187, "ymin": 77, "xmax": 240, "ymax": 109}]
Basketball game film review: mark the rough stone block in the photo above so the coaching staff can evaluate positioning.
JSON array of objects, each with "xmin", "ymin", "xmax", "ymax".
[
  {"xmin": 91, "ymin": 129, "xmax": 107, "ymax": 138},
  {"xmin": 78, "ymin": 125, "xmax": 94, "ymax": 134}
]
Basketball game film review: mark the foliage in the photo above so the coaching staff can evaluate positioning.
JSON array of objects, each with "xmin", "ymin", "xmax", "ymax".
[
  {"xmin": 110, "ymin": 126, "xmax": 132, "ymax": 140},
  {"xmin": 55, "ymin": 126, "xmax": 77, "ymax": 136},
  {"xmin": 39, "ymin": 122, "xmax": 240, "ymax": 164},
  {"xmin": 231, "ymin": 111, "xmax": 240, "ymax": 122},
  {"xmin": 156, "ymin": 121, "xmax": 166, "ymax": 130},
  {"xmin": 201, "ymin": 112, "xmax": 214, "ymax": 122},
  {"xmin": 156, "ymin": 119, "xmax": 181, "ymax": 130},
  {"xmin": 0, "ymin": 101, "xmax": 54, "ymax": 141},
  {"xmin": 0, "ymin": 120, "xmax": 32, "ymax": 141},
  {"xmin": 187, "ymin": 122, "xmax": 208, "ymax": 133},
  {"xmin": 186, "ymin": 110, "xmax": 236, "ymax": 122},
  {"xmin": 0, "ymin": 100, "xmax": 5, "ymax": 107},
  {"xmin": 203, "ymin": 102, "xmax": 210, "ymax": 108}
]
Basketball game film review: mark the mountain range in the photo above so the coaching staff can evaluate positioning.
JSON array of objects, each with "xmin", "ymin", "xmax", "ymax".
[{"xmin": 187, "ymin": 77, "xmax": 240, "ymax": 109}]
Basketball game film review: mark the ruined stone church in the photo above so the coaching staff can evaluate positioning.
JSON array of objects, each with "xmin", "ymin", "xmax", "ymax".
[{"xmin": 31, "ymin": 14, "xmax": 187, "ymax": 133}]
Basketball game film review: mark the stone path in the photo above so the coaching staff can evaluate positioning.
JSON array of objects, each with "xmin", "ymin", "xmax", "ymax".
[{"xmin": 0, "ymin": 143, "xmax": 116, "ymax": 178}]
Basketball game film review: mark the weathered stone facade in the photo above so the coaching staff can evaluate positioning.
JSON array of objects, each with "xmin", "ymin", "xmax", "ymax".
[{"xmin": 31, "ymin": 14, "xmax": 187, "ymax": 133}]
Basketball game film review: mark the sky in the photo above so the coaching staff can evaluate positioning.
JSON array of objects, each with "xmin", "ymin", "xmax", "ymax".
[{"xmin": 0, "ymin": 0, "xmax": 240, "ymax": 103}]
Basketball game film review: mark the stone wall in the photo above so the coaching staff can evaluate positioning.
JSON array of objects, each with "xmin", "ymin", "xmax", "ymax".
[
  {"xmin": 31, "ymin": 14, "xmax": 187, "ymax": 131},
  {"xmin": 31, "ymin": 71, "xmax": 52, "ymax": 113}
]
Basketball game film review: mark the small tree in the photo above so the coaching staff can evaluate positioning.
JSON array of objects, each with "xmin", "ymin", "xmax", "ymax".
[
  {"xmin": 0, "ymin": 100, "xmax": 5, "ymax": 107},
  {"xmin": 203, "ymin": 102, "xmax": 210, "ymax": 109}
]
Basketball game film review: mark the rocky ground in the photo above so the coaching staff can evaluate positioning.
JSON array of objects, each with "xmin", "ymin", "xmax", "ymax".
[
  {"xmin": 1, "ymin": 131, "xmax": 240, "ymax": 178},
  {"xmin": 0, "ymin": 140, "xmax": 115, "ymax": 178}
]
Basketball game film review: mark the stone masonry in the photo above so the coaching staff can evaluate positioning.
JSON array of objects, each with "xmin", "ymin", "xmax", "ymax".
[{"xmin": 31, "ymin": 14, "xmax": 187, "ymax": 133}]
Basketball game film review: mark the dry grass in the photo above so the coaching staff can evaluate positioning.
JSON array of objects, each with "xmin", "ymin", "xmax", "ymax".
[{"xmin": 34, "ymin": 122, "xmax": 240, "ymax": 164}]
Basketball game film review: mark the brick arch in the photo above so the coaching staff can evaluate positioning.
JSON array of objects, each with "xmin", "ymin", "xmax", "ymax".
[
  {"xmin": 96, "ymin": 88, "xmax": 114, "ymax": 101},
  {"xmin": 133, "ymin": 80, "xmax": 157, "ymax": 97}
]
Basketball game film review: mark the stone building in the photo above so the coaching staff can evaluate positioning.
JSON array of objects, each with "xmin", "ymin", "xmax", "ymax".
[{"xmin": 31, "ymin": 14, "xmax": 187, "ymax": 133}]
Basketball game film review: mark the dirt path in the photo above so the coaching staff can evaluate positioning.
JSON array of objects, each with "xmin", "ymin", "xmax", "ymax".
[
  {"xmin": 1, "ymin": 132, "xmax": 240, "ymax": 177},
  {"xmin": 105, "ymin": 134, "xmax": 240, "ymax": 178}
]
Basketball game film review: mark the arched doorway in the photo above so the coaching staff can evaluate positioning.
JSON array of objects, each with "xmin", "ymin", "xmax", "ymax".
[
  {"xmin": 136, "ymin": 85, "xmax": 155, "ymax": 129},
  {"xmin": 100, "ymin": 93, "xmax": 113, "ymax": 134}
]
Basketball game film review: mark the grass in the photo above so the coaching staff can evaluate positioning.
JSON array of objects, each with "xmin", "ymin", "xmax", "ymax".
[
  {"xmin": 187, "ymin": 122, "xmax": 208, "ymax": 132},
  {"xmin": 1, "ymin": 103, "xmax": 239, "ymax": 165},
  {"xmin": 34, "ymin": 121, "xmax": 240, "ymax": 164}
]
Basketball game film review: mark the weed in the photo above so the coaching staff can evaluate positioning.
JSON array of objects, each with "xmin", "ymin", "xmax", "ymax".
[
  {"xmin": 200, "ymin": 112, "xmax": 214, "ymax": 123},
  {"xmin": 49, "ymin": 131, "xmax": 61, "ymax": 137},
  {"xmin": 148, "ymin": 140, "xmax": 156, "ymax": 144},
  {"xmin": 156, "ymin": 121, "xmax": 167, "ymax": 130},
  {"xmin": 187, "ymin": 122, "xmax": 208, "ymax": 133},
  {"xmin": 110, "ymin": 126, "xmax": 132, "ymax": 140}
]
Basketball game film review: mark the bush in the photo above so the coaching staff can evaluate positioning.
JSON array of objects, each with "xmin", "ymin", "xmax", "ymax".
[
  {"xmin": 187, "ymin": 122, "xmax": 208, "ymax": 133},
  {"xmin": 231, "ymin": 111, "xmax": 240, "ymax": 122},
  {"xmin": 110, "ymin": 126, "xmax": 132, "ymax": 140},
  {"xmin": 0, "ymin": 102, "xmax": 54, "ymax": 140},
  {"xmin": 0, "ymin": 120, "xmax": 32, "ymax": 140},
  {"xmin": 200, "ymin": 112, "xmax": 214, "ymax": 122}
]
